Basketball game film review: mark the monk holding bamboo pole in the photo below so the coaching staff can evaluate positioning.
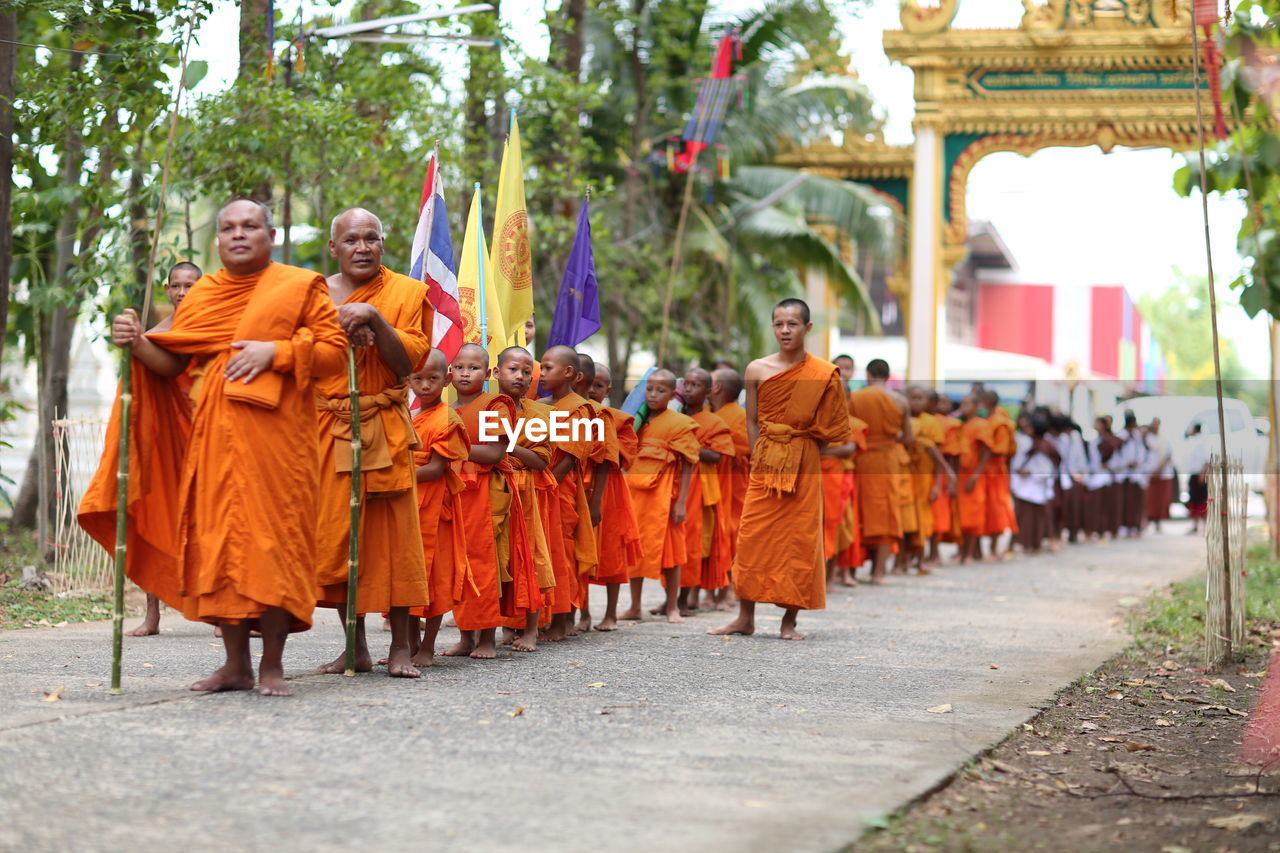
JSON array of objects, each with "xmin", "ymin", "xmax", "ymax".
[
  {"xmin": 313, "ymin": 208, "xmax": 432, "ymax": 679},
  {"xmin": 710, "ymin": 299, "xmax": 852, "ymax": 640}
]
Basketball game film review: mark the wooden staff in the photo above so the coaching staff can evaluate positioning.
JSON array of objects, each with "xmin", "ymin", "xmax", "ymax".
[{"xmin": 343, "ymin": 347, "xmax": 363, "ymax": 676}]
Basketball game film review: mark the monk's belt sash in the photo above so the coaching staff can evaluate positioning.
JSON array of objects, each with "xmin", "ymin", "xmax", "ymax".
[
  {"xmin": 316, "ymin": 384, "xmax": 420, "ymax": 475},
  {"xmin": 752, "ymin": 421, "xmax": 816, "ymax": 496},
  {"xmin": 630, "ymin": 438, "xmax": 679, "ymax": 489}
]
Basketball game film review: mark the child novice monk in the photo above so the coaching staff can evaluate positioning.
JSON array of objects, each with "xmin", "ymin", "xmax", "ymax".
[
  {"xmin": 494, "ymin": 346, "xmax": 558, "ymax": 652},
  {"xmin": 588, "ymin": 362, "xmax": 642, "ymax": 631},
  {"xmin": 709, "ymin": 368, "xmax": 750, "ymax": 610},
  {"xmin": 570, "ymin": 353, "xmax": 611, "ymax": 633},
  {"xmin": 406, "ymin": 350, "xmax": 477, "ymax": 667},
  {"xmin": 899, "ymin": 386, "xmax": 955, "ymax": 574},
  {"xmin": 676, "ymin": 368, "xmax": 735, "ymax": 616},
  {"xmin": 446, "ymin": 343, "xmax": 537, "ymax": 659},
  {"xmin": 957, "ymin": 394, "xmax": 994, "ymax": 564},
  {"xmin": 537, "ymin": 345, "xmax": 601, "ymax": 641},
  {"xmin": 622, "ymin": 369, "xmax": 700, "ymax": 624}
]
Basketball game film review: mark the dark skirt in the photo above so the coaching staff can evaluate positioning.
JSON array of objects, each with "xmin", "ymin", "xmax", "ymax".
[
  {"xmin": 1014, "ymin": 497, "xmax": 1053, "ymax": 552},
  {"xmin": 1122, "ymin": 481, "xmax": 1147, "ymax": 529},
  {"xmin": 1187, "ymin": 473, "xmax": 1209, "ymax": 519}
]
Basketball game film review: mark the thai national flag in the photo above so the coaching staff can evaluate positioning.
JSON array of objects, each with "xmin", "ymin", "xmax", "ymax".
[{"xmin": 411, "ymin": 151, "xmax": 464, "ymax": 362}]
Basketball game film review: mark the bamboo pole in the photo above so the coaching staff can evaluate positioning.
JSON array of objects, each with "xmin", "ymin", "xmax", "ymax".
[
  {"xmin": 111, "ymin": 19, "xmax": 196, "ymax": 695},
  {"xmin": 343, "ymin": 347, "xmax": 362, "ymax": 676},
  {"xmin": 657, "ymin": 160, "xmax": 697, "ymax": 366},
  {"xmin": 1191, "ymin": 11, "xmax": 1235, "ymax": 666}
]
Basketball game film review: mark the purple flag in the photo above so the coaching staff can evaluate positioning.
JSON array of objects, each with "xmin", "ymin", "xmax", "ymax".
[{"xmin": 547, "ymin": 197, "xmax": 600, "ymax": 349}]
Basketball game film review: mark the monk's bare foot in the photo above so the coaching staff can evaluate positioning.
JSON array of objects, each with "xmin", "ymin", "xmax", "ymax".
[
  {"xmin": 678, "ymin": 606, "xmax": 694, "ymax": 617},
  {"xmin": 890, "ymin": 566, "xmax": 907, "ymax": 576},
  {"xmin": 648, "ymin": 605, "xmax": 665, "ymax": 616},
  {"xmin": 575, "ymin": 614, "xmax": 591, "ymax": 634},
  {"xmin": 386, "ymin": 647, "xmax": 421, "ymax": 679},
  {"xmin": 469, "ymin": 637, "xmax": 497, "ymax": 659},
  {"xmin": 213, "ymin": 625, "xmax": 223, "ymax": 638},
  {"xmin": 410, "ymin": 647, "xmax": 435, "ymax": 667},
  {"xmin": 715, "ymin": 600, "xmax": 733, "ymax": 611},
  {"xmin": 381, "ymin": 618, "xmax": 391, "ymax": 632},
  {"xmin": 867, "ymin": 574, "xmax": 887, "ymax": 585},
  {"xmin": 665, "ymin": 609, "xmax": 684, "ymax": 624},
  {"xmin": 512, "ymin": 632, "xmax": 537, "ymax": 652},
  {"xmin": 250, "ymin": 629, "xmax": 262, "ymax": 638},
  {"xmin": 126, "ymin": 622, "xmax": 160, "ymax": 637},
  {"xmin": 441, "ymin": 638, "xmax": 474, "ymax": 657},
  {"xmin": 501, "ymin": 628, "xmax": 517, "ymax": 646},
  {"xmin": 779, "ymin": 626, "xmax": 806, "ymax": 640},
  {"xmin": 565, "ymin": 622, "xmax": 581, "ymax": 638},
  {"xmin": 617, "ymin": 607, "xmax": 642, "ymax": 621},
  {"xmin": 594, "ymin": 617, "xmax": 618, "ymax": 631},
  {"xmin": 541, "ymin": 623, "xmax": 566, "ymax": 642},
  {"xmin": 707, "ymin": 618, "xmax": 753, "ymax": 636},
  {"xmin": 190, "ymin": 665, "xmax": 255, "ymax": 693},
  {"xmin": 257, "ymin": 661, "xmax": 293, "ymax": 697},
  {"xmin": 317, "ymin": 651, "xmax": 373, "ymax": 674},
  {"xmin": 915, "ymin": 567, "xmax": 932, "ymax": 576}
]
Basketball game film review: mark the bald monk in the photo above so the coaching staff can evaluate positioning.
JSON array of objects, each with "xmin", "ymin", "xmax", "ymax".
[
  {"xmin": 901, "ymin": 387, "xmax": 955, "ymax": 574},
  {"xmin": 622, "ymin": 369, "xmax": 699, "ymax": 624},
  {"xmin": 710, "ymin": 298, "xmax": 852, "ymax": 640},
  {"xmin": 494, "ymin": 345, "xmax": 557, "ymax": 652},
  {"xmin": 570, "ymin": 353, "xmax": 610, "ymax": 633},
  {"xmin": 708, "ymin": 368, "xmax": 749, "ymax": 611},
  {"xmin": 981, "ymin": 390, "xmax": 1018, "ymax": 560},
  {"xmin": 312, "ymin": 208, "xmax": 431, "ymax": 678},
  {"xmin": 588, "ymin": 362, "xmax": 642, "ymax": 630},
  {"xmin": 833, "ymin": 354, "xmax": 855, "ymax": 390},
  {"xmin": 847, "ymin": 358, "xmax": 912, "ymax": 584},
  {"xmin": 927, "ymin": 393, "xmax": 962, "ymax": 565},
  {"xmin": 956, "ymin": 394, "xmax": 994, "ymax": 564},
  {"xmin": 92, "ymin": 260, "xmax": 201, "ymax": 638},
  {"xmin": 406, "ymin": 351, "xmax": 477, "ymax": 667},
  {"xmin": 445, "ymin": 344, "xmax": 516, "ymax": 659},
  {"xmin": 83, "ymin": 199, "xmax": 346, "ymax": 695},
  {"xmin": 675, "ymin": 368, "xmax": 734, "ymax": 615},
  {"xmin": 537, "ymin": 346, "xmax": 601, "ymax": 640}
]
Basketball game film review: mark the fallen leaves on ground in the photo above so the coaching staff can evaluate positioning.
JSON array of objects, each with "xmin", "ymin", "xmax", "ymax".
[
  {"xmin": 588, "ymin": 682, "xmax": 607, "ymax": 688},
  {"xmin": 42, "ymin": 686, "xmax": 64, "ymax": 702},
  {"xmin": 1207, "ymin": 813, "xmax": 1268, "ymax": 831},
  {"xmin": 507, "ymin": 707, "xmax": 525, "ymax": 717},
  {"xmin": 926, "ymin": 704, "xmax": 952, "ymax": 714},
  {"xmin": 1125, "ymin": 742, "xmax": 1158, "ymax": 752}
]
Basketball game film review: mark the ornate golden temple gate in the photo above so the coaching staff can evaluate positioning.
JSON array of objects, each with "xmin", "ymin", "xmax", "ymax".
[{"xmin": 782, "ymin": 1, "xmax": 1206, "ymax": 379}]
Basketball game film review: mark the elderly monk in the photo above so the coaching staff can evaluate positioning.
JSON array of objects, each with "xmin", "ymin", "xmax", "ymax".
[
  {"xmin": 587, "ymin": 362, "xmax": 642, "ymax": 630},
  {"xmin": 406, "ymin": 351, "xmax": 477, "ymax": 667},
  {"xmin": 84, "ymin": 199, "xmax": 346, "ymax": 695},
  {"xmin": 623, "ymin": 369, "xmax": 699, "ymax": 624},
  {"xmin": 709, "ymin": 367, "xmax": 749, "ymax": 611},
  {"xmin": 311, "ymin": 208, "xmax": 432, "ymax": 679},
  {"xmin": 676, "ymin": 368, "xmax": 734, "ymax": 616},
  {"xmin": 710, "ymin": 298, "xmax": 852, "ymax": 640},
  {"xmin": 847, "ymin": 358, "xmax": 913, "ymax": 584},
  {"xmin": 82, "ymin": 260, "xmax": 202, "ymax": 639}
]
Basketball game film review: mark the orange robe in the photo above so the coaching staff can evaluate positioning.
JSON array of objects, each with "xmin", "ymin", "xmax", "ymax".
[
  {"xmin": 836, "ymin": 416, "xmax": 868, "ymax": 568},
  {"xmin": 932, "ymin": 415, "xmax": 962, "ymax": 540},
  {"xmin": 591, "ymin": 407, "xmax": 642, "ymax": 586},
  {"xmin": 848, "ymin": 385, "xmax": 905, "ymax": 546},
  {"xmin": 499, "ymin": 398, "xmax": 559, "ymax": 629},
  {"xmin": 525, "ymin": 360, "xmax": 541, "ymax": 399},
  {"xmin": 733, "ymin": 355, "xmax": 851, "ymax": 611},
  {"xmin": 315, "ymin": 268, "xmax": 431, "ymax": 614},
  {"xmin": 713, "ymin": 401, "xmax": 750, "ymax": 560},
  {"xmin": 627, "ymin": 408, "xmax": 700, "ymax": 580},
  {"xmin": 958, "ymin": 417, "xmax": 994, "ymax": 535},
  {"xmin": 908, "ymin": 413, "xmax": 944, "ymax": 543},
  {"xmin": 984, "ymin": 407, "xmax": 1019, "ymax": 536},
  {"xmin": 547, "ymin": 393, "xmax": 601, "ymax": 613},
  {"xmin": 683, "ymin": 409, "xmax": 735, "ymax": 589},
  {"xmin": 92, "ymin": 263, "xmax": 344, "ymax": 630},
  {"xmin": 409, "ymin": 402, "xmax": 478, "ymax": 620}
]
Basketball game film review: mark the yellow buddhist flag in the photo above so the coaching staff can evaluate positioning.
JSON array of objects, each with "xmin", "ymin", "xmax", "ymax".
[
  {"xmin": 492, "ymin": 114, "xmax": 533, "ymax": 343},
  {"xmin": 457, "ymin": 185, "xmax": 506, "ymax": 366}
]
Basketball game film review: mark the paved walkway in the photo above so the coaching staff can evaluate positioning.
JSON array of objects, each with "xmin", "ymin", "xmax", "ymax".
[{"xmin": 0, "ymin": 526, "xmax": 1204, "ymax": 852}]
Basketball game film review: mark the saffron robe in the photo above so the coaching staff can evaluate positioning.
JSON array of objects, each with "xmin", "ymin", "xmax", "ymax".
[
  {"xmin": 409, "ymin": 402, "xmax": 478, "ymax": 620},
  {"xmin": 908, "ymin": 414, "xmax": 944, "ymax": 542},
  {"xmin": 848, "ymin": 385, "xmax": 906, "ymax": 545},
  {"xmin": 714, "ymin": 401, "xmax": 750, "ymax": 560},
  {"xmin": 591, "ymin": 406, "xmax": 642, "ymax": 586},
  {"xmin": 733, "ymin": 355, "xmax": 851, "ymax": 611},
  {"xmin": 836, "ymin": 416, "xmax": 869, "ymax": 568},
  {"xmin": 682, "ymin": 409, "xmax": 735, "ymax": 589},
  {"xmin": 315, "ymin": 268, "xmax": 432, "ymax": 614},
  {"xmin": 958, "ymin": 417, "xmax": 994, "ymax": 534},
  {"xmin": 547, "ymin": 392, "xmax": 601, "ymax": 613},
  {"xmin": 500, "ymin": 398, "xmax": 560, "ymax": 629},
  {"xmin": 97, "ymin": 263, "xmax": 344, "ymax": 630},
  {"xmin": 932, "ymin": 415, "xmax": 962, "ymax": 540},
  {"xmin": 984, "ymin": 407, "xmax": 1019, "ymax": 536},
  {"xmin": 627, "ymin": 408, "xmax": 700, "ymax": 580}
]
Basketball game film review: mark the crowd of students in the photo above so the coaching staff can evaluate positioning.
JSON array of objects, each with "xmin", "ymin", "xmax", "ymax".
[{"xmin": 75, "ymin": 200, "xmax": 1190, "ymax": 696}]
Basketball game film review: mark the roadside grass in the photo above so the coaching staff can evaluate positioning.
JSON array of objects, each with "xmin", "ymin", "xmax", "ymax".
[{"xmin": 0, "ymin": 527, "xmax": 126, "ymax": 630}]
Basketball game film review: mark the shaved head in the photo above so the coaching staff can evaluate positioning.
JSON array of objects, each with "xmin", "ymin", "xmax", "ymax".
[
  {"xmin": 712, "ymin": 367, "xmax": 743, "ymax": 400},
  {"xmin": 576, "ymin": 354, "xmax": 595, "ymax": 384},
  {"xmin": 498, "ymin": 345, "xmax": 532, "ymax": 367},
  {"xmin": 456, "ymin": 342, "xmax": 489, "ymax": 367},
  {"xmin": 544, "ymin": 345, "xmax": 579, "ymax": 369},
  {"xmin": 217, "ymin": 198, "xmax": 272, "ymax": 231},
  {"xmin": 649, "ymin": 368, "xmax": 677, "ymax": 389},
  {"xmin": 330, "ymin": 207, "xmax": 384, "ymax": 240},
  {"xmin": 686, "ymin": 367, "xmax": 711, "ymax": 386},
  {"xmin": 594, "ymin": 362, "xmax": 611, "ymax": 383},
  {"xmin": 423, "ymin": 349, "xmax": 448, "ymax": 371}
]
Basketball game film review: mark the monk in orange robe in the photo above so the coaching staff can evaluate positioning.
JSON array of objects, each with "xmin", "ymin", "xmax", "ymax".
[
  {"xmin": 622, "ymin": 369, "xmax": 698, "ymax": 624},
  {"xmin": 674, "ymin": 368, "xmax": 734, "ymax": 615},
  {"xmin": 710, "ymin": 298, "xmax": 852, "ymax": 640},
  {"xmin": 406, "ymin": 350, "xmax": 477, "ymax": 667},
  {"xmin": 847, "ymin": 358, "xmax": 913, "ymax": 584},
  {"xmin": 445, "ymin": 344, "xmax": 517, "ymax": 659},
  {"xmin": 569, "ymin": 353, "xmax": 610, "ymax": 633},
  {"xmin": 956, "ymin": 394, "xmax": 994, "ymax": 563},
  {"xmin": 709, "ymin": 367, "xmax": 749, "ymax": 611},
  {"xmin": 83, "ymin": 199, "xmax": 346, "ymax": 695},
  {"xmin": 310, "ymin": 209, "xmax": 432, "ymax": 679},
  {"xmin": 494, "ymin": 345, "xmax": 557, "ymax": 652},
  {"xmin": 834, "ymin": 415, "xmax": 868, "ymax": 585},
  {"xmin": 899, "ymin": 387, "xmax": 956, "ymax": 574},
  {"xmin": 522, "ymin": 316, "xmax": 543, "ymax": 399},
  {"xmin": 981, "ymin": 390, "xmax": 1019, "ymax": 559},
  {"xmin": 81, "ymin": 260, "xmax": 201, "ymax": 639},
  {"xmin": 928, "ymin": 392, "xmax": 962, "ymax": 563},
  {"xmin": 587, "ymin": 362, "xmax": 642, "ymax": 630}
]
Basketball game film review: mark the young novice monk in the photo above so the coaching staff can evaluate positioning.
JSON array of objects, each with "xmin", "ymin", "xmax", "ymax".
[
  {"xmin": 709, "ymin": 368, "xmax": 749, "ymax": 610},
  {"xmin": 957, "ymin": 394, "xmax": 994, "ymax": 564},
  {"xmin": 710, "ymin": 299, "xmax": 851, "ymax": 640},
  {"xmin": 623, "ymin": 369, "xmax": 699, "ymax": 624},
  {"xmin": 675, "ymin": 368, "xmax": 734, "ymax": 616},
  {"xmin": 407, "ymin": 350, "xmax": 476, "ymax": 667},
  {"xmin": 494, "ymin": 346, "xmax": 557, "ymax": 652},
  {"xmin": 901, "ymin": 386, "xmax": 955, "ymax": 574},
  {"xmin": 588, "ymin": 363, "xmax": 642, "ymax": 631},
  {"xmin": 570, "ymin": 353, "xmax": 610, "ymax": 633}
]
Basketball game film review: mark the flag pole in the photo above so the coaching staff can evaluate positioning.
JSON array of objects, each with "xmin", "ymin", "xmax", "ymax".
[
  {"xmin": 475, "ymin": 182, "xmax": 488, "ymax": 390},
  {"xmin": 657, "ymin": 157, "xmax": 697, "ymax": 366}
]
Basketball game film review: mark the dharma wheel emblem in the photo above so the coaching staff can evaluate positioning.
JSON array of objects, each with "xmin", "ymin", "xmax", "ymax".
[{"xmin": 498, "ymin": 211, "xmax": 532, "ymax": 290}]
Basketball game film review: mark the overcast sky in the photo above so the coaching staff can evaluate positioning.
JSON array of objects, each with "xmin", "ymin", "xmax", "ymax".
[{"xmin": 187, "ymin": 0, "xmax": 1267, "ymax": 373}]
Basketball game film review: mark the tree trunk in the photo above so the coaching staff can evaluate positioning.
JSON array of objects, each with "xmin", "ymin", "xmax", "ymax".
[
  {"xmin": 0, "ymin": 10, "xmax": 15, "ymax": 385},
  {"xmin": 239, "ymin": 0, "xmax": 274, "ymax": 202}
]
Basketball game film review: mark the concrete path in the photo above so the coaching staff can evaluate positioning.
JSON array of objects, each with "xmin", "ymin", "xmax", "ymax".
[{"xmin": 0, "ymin": 526, "xmax": 1204, "ymax": 853}]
